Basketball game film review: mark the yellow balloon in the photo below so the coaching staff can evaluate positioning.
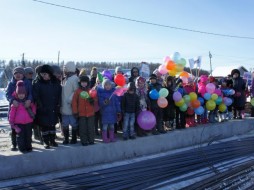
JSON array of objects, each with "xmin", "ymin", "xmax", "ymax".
[
  {"xmin": 175, "ymin": 98, "xmax": 185, "ymax": 107},
  {"xmin": 218, "ymin": 103, "xmax": 227, "ymax": 112},
  {"xmin": 168, "ymin": 69, "xmax": 177, "ymax": 76},
  {"xmin": 206, "ymin": 100, "xmax": 216, "ymax": 111},
  {"xmin": 175, "ymin": 64, "xmax": 184, "ymax": 72},
  {"xmin": 189, "ymin": 92, "xmax": 197, "ymax": 101},
  {"xmin": 211, "ymin": 93, "xmax": 218, "ymax": 100}
]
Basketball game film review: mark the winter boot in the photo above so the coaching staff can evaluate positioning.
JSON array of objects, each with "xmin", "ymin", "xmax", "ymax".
[
  {"xmin": 70, "ymin": 129, "xmax": 77, "ymax": 144},
  {"xmin": 109, "ymin": 130, "xmax": 116, "ymax": 142},
  {"xmin": 11, "ymin": 130, "xmax": 18, "ymax": 151},
  {"xmin": 42, "ymin": 134, "xmax": 50, "ymax": 149},
  {"xmin": 49, "ymin": 134, "xmax": 58, "ymax": 147},
  {"xmin": 102, "ymin": 131, "xmax": 110, "ymax": 143},
  {"xmin": 62, "ymin": 127, "xmax": 69, "ymax": 145}
]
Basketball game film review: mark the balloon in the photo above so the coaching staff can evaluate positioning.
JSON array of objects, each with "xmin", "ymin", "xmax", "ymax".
[
  {"xmin": 175, "ymin": 64, "xmax": 184, "ymax": 72},
  {"xmin": 180, "ymin": 76, "xmax": 188, "ymax": 84},
  {"xmin": 229, "ymin": 89, "xmax": 235, "ymax": 95},
  {"xmin": 223, "ymin": 97, "xmax": 233, "ymax": 106},
  {"xmin": 159, "ymin": 88, "xmax": 169, "ymax": 98},
  {"xmin": 89, "ymin": 89, "xmax": 97, "ymax": 98},
  {"xmin": 187, "ymin": 107, "xmax": 195, "ymax": 115},
  {"xmin": 211, "ymin": 93, "xmax": 218, "ymax": 100},
  {"xmin": 168, "ymin": 69, "xmax": 177, "ymax": 76},
  {"xmin": 204, "ymin": 93, "xmax": 211, "ymax": 100},
  {"xmin": 157, "ymin": 97, "xmax": 168, "ymax": 108},
  {"xmin": 158, "ymin": 64, "xmax": 168, "ymax": 75},
  {"xmin": 173, "ymin": 91, "xmax": 182, "ymax": 102},
  {"xmin": 206, "ymin": 83, "xmax": 216, "ymax": 94},
  {"xmin": 170, "ymin": 52, "xmax": 181, "ymax": 63},
  {"xmin": 215, "ymin": 96, "xmax": 223, "ymax": 105},
  {"xmin": 214, "ymin": 89, "xmax": 222, "ymax": 96},
  {"xmin": 80, "ymin": 91, "xmax": 89, "ymax": 99},
  {"xmin": 164, "ymin": 56, "xmax": 170, "ymax": 63},
  {"xmin": 179, "ymin": 104, "xmax": 188, "ymax": 112},
  {"xmin": 251, "ymin": 98, "xmax": 254, "ymax": 106},
  {"xmin": 194, "ymin": 106, "xmax": 205, "ymax": 115},
  {"xmin": 97, "ymin": 72, "xmax": 104, "ymax": 83},
  {"xmin": 179, "ymin": 71, "xmax": 189, "ymax": 78},
  {"xmin": 198, "ymin": 97, "xmax": 204, "ymax": 105},
  {"xmin": 149, "ymin": 89, "xmax": 159, "ymax": 100},
  {"xmin": 102, "ymin": 69, "xmax": 112, "ymax": 80},
  {"xmin": 183, "ymin": 95, "xmax": 191, "ymax": 103},
  {"xmin": 206, "ymin": 100, "xmax": 216, "ymax": 111},
  {"xmin": 178, "ymin": 58, "xmax": 187, "ymax": 66},
  {"xmin": 114, "ymin": 87, "xmax": 128, "ymax": 96},
  {"xmin": 175, "ymin": 98, "xmax": 185, "ymax": 107},
  {"xmin": 178, "ymin": 87, "xmax": 184, "ymax": 95},
  {"xmin": 114, "ymin": 74, "xmax": 126, "ymax": 86},
  {"xmin": 189, "ymin": 92, "xmax": 197, "ymax": 101},
  {"xmin": 137, "ymin": 111, "xmax": 156, "ymax": 130},
  {"xmin": 218, "ymin": 103, "xmax": 227, "ymax": 112},
  {"xmin": 191, "ymin": 99, "xmax": 201, "ymax": 109},
  {"xmin": 166, "ymin": 60, "xmax": 176, "ymax": 71}
]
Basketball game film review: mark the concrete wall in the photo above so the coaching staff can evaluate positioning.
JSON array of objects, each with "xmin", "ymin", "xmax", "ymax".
[{"xmin": 0, "ymin": 118, "xmax": 253, "ymax": 181}]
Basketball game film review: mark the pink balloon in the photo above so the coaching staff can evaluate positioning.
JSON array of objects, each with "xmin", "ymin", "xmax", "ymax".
[
  {"xmin": 214, "ymin": 89, "xmax": 222, "ymax": 96},
  {"xmin": 137, "ymin": 111, "xmax": 156, "ymax": 130},
  {"xmin": 164, "ymin": 56, "xmax": 170, "ymax": 63},
  {"xmin": 158, "ymin": 64, "xmax": 168, "ymax": 75},
  {"xmin": 206, "ymin": 83, "xmax": 216, "ymax": 94},
  {"xmin": 180, "ymin": 76, "xmax": 188, "ymax": 84}
]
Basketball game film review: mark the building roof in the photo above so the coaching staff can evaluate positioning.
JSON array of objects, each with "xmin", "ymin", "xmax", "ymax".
[{"xmin": 212, "ymin": 65, "xmax": 248, "ymax": 77}]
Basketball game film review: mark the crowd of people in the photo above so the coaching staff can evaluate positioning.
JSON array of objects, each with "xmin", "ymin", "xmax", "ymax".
[{"xmin": 5, "ymin": 62, "xmax": 254, "ymax": 153}]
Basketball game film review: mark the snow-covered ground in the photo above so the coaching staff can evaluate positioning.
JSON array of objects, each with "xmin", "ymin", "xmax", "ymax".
[{"xmin": 0, "ymin": 88, "xmax": 8, "ymax": 105}]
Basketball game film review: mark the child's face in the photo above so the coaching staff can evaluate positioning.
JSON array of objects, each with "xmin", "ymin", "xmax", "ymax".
[
  {"xmin": 150, "ymin": 79, "xmax": 156, "ymax": 84},
  {"xmin": 14, "ymin": 73, "xmax": 24, "ymax": 81},
  {"xmin": 40, "ymin": 73, "xmax": 50, "ymax": 80},
  {"xmin": 81, "ymin": 81, "xmax": 88, "ymax": 88},
  {"xmin": 138, "ymin": 82, "xmax": 145, "ymax": 88},
  {"xmin": 105, "ymin": 83, "xmax": 112, "ymax": 90},
  {"xmin": 18, "ymin": 93, "xmax": 25, "ymax": 100},
  {"xmin": 128, "ymin": 89, "xmax": 134, "ymax": 94}
]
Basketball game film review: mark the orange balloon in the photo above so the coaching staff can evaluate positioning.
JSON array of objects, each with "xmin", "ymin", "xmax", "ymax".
[
  {"xmin": 191, "ymin": 99, "xmax": 201, "ymax": 108},
  {"xmin": 166, "ymin": 60, "xmax": 176, "ymax": 70},
  {"xmin": 179, "ymin": 71, "xmax": 189, "ymax": 78}
]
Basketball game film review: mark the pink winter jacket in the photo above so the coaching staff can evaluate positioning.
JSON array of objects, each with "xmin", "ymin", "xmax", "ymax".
[{"xmin": 9, "ymin": 103, "xmax": 36, "ymax": 125}]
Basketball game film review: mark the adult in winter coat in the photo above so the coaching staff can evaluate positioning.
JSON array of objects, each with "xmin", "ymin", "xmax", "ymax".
[
  {"xmin": 32, "ymin": 65, "xmax": 62, "ymax": 149},
  {"xmin": 128, "ymin": 67, "xmax": 139, "ymax": 83},
  {"xmin": 231, "ymin": 69, "xmax": 246, "ymax": 119},
  {"xmin": 61, "ymin": 62, "xmax": 79, "ymax": 144},
  {"xmin": 6, "ymin": 66, "xmax": 33, "ymax": 151}
]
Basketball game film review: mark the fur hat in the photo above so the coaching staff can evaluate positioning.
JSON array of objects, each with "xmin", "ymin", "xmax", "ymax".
[
  {"xmin": 16, "ymin": 80, "xmax": 26, "ymax": 95},
  {"xmin": 79, "ymin": 75, "xmax": 90, "ymax": 83},
  {"xmin": 51, "ymin": 65, "xmax": 61, "ymax": 75},
  {"xmin": 64, "ymin": 62, "xmax": 76, "ymax": 73},
  {"xmin": 13, "ymin": 67, "xmax": 25, "ymax": 75},
  {"xmin": 40, "ymin": 65, "xmax": 53, "ymax": 75},
  {"xmin": 149, "ymin": 74, "xmax": 157, "ymax": 80},
  {"xmin": 35, "ymin": 65, "xmax": 42, "ymax": 74},
  {"xmin": 231, "ymin": 69, "xmax": 240, "ymax": 77},
  {"xmin": 127, "ymin": 82, "xmax": 136, "ymax": 91}
]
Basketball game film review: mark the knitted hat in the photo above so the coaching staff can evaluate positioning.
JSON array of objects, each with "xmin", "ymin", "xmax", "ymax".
[
  {"xmin": 231, "ymin": 69, "xmax": 240, "ymax": 77},
  {"xmin": 40, "ymin": 64, "xmax": 53, "ymax": 75},
  {"xmin": 64, "ymin": 62, "xmax": 76, "ymax": 73},
  {"xmin": 16, "ymin": 80, "xmax": 26, "ymax": 95},
  {"xmin": 102, "ymin": 79, "xmax": 112, "ymax": 89},
  {"xmin": 24, "ymin": 67, "xmax": 34, "ymax": 74},
  {"xmin": 149, "ymin": 74, "xmax": 157, "ymax": 80},
  {"xmin": 79, "ymin": 68, "xmax": 87, "ymax": 77},
  {"xmin": 79, "ymin": 75, "xmax": 90, "ymax": 83},
  {"xmin": 115, "ymin": 66, "xmax": 122, "ymax": 74},
  {"xmin": 13, "ymin": 67, "xmax": 25, "ymax": 75}
]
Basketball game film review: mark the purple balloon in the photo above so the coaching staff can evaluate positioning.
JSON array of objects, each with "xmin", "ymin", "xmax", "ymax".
[
  {"xmin": 173, "ymin": 91, "xmax": 182, "ymax": 102},
  {"xmin": 102, "ymin": 70, "xmax": 112, "ymax": 80},
  {"xmin": 137, "ymin": 111, "xmax": 156, "ymax": 130},
  {"xmin": 206, "ymin": 83, "xmax": 216, "ymax": 94}
]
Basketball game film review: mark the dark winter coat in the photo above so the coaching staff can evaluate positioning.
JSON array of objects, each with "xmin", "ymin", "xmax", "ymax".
[
  {"xmin": 147, "ymin": 82, "xmax": 162, "ymax": 110},
  {"xmin": 128, "ymin": 67, "xmax": 139, "ymax": 83},
  {"xmin": 121, "ymin": 92, "xmax": 140, "ymax": 113},
  {"xmin": 232, "ymin": 76, "xmax": 246, "ymax": 108},
  {"xmin": 32, "ymin": 75, "xmax": 62, "ymax": 126},
  {"xmin": 97, "ymin": 87, "xmax": 121, "ymax": 124}
]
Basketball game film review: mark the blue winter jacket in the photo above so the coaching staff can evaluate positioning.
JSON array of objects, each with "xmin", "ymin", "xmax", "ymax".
[{"xmin": 97, "ymin": 87, "xmax": 121, "ymax": 124}]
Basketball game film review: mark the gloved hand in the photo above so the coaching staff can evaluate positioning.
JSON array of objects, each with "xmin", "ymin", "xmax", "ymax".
[{"xmin": 11, "ymin": 124, "xmax": 21, "ymax": 133}]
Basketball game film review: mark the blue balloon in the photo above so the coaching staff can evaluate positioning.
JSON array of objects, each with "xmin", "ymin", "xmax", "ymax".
[
  {"xmin": 204, "ymin": 93, "xmax": 211, "ymax": 100},
  {"xmin": 177, "ymin": 87, "xmax": 184, "ymax": 95},
  {"xmin": 149, "ymin": 89, "xmax": 159, "ymax": 100},
  {"xmin": 215, "ymin": 96, "xmax": 223, "ymax": 105},
  {"xmin": 194, "ymin": 106, "xmax": 204, "ymax": 115},
  {"xmin": 198, "ymin": 97, "xmax": 204, "ymax": 105}
]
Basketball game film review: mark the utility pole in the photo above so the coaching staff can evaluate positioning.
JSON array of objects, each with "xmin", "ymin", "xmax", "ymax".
[
  {"xmin": 21, "ymin": 53, "xmax": 25, "ymax": 67},
  {"xmin": 57, "ymin": 51, "xmax": 60, "ymax": 66},
  {"xmin": 209, "ymin": 51, "xmax": 212, "ymax": 76}
]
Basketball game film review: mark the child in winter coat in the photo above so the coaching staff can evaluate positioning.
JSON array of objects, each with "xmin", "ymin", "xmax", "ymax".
[
  {"xmin": 220, "ymin": 78, "xmax": 233, "ymax": 120},
  {"xmin": 135, "ymin": 76, "xmax": 150, "ymax": 136},
  {"xmin": 121, "ymin": 82, "xmax": 140, "ymax": 140},
  {"xmin": 72, "ymin": 76, "xmax": 95, "ymax": 146},
  {"xmin": 184, "ymin": 77, "xmax": 196, "ymax": 127},
  {"xmin": 197, "ymin": 75, "xmax": 209, "ymax": 124},
  {"xmin": 98, "ymin": 79, "xmax": 121, "ymax": 143},
  {"xmin": 147, "ymin": 74, "xmax": 165, "ymax": 134},
  {"xmin": 9, "ymin": 81, "xmax": 36, "ymax": 153},
  {"xmin": 162, "ymin": 76, "xmax": 175, "ymax": 130}
]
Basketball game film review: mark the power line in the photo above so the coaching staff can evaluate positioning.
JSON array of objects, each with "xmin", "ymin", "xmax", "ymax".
[{"xmin": 32, "ymin": 0, "xmax": 254, "ymax": 40}]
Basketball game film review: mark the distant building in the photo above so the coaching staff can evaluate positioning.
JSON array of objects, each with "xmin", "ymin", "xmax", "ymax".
[{"xmin": 212, "ymin": 65, "xmax": 248, "ymax": 78}]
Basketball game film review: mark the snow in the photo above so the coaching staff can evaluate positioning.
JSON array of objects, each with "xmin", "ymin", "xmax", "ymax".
[{"xmin": 0, "ymin": 88, "xmax": 8, "ymax": 105}]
